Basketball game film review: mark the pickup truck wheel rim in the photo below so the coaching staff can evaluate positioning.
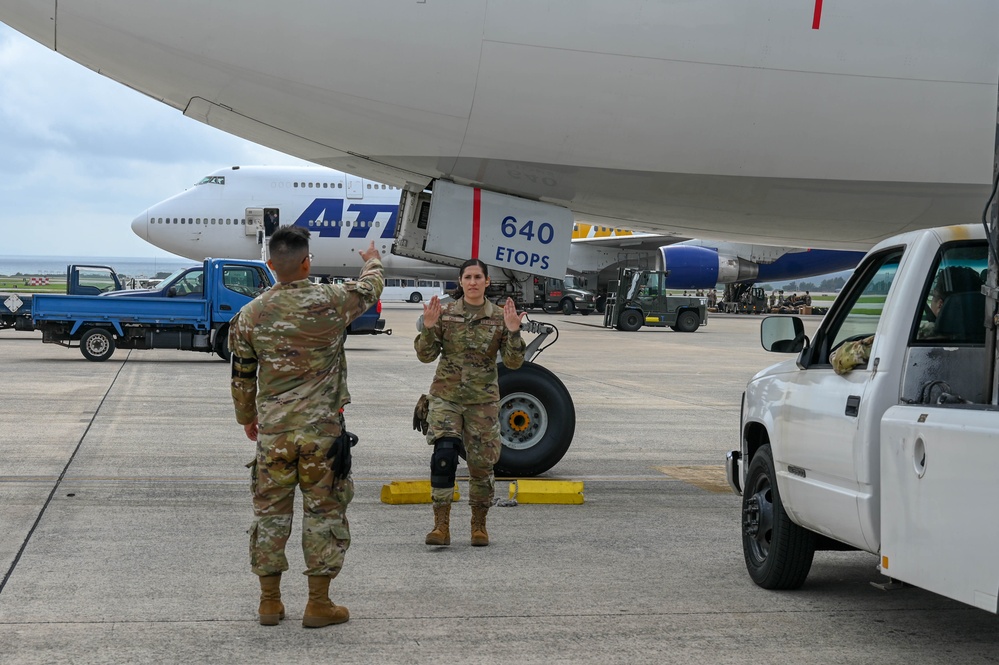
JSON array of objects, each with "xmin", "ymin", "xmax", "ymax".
[
  {"xmin": 744, "ymin": 477, "xmax": 775, "ymax": 562},
  {"xmin": 499, "ymin": 391, "xmax": 547, "ymax": 450}
]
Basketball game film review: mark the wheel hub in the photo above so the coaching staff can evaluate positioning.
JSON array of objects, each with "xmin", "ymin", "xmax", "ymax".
[
  {"xmin": 743, "ymin": 496, "xmax": 760, "ymax": 537},
  {"xmin": 507, "ymin": 409, "xmax": 531, "ymax": 432},
  {"xmin": 499, "ymin": 391, "xmax": 548, "ymax": 451}
]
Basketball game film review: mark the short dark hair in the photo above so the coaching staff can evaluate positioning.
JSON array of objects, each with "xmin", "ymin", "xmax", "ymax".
[
  {"xmin": 269, "ymin": 226, "xmax": 310, "ymax": 275},
  {"xmin": 932, "ymin": 265, "xmax": 982, "ymax": 299},
  {"xmin": 458, "ymin": 258, "xmax": 489, "ymax": 279}
]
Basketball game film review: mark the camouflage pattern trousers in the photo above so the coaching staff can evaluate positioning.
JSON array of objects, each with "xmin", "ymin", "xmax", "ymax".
[
  {"xmin": 248, "ymin": 422, "xmax": 353, "ymax": 578},
  {"xmin": 426, "ymin": 395, "xmax": 501, "ymax": 508}
]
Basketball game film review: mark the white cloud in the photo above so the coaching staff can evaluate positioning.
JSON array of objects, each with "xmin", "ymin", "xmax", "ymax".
[{"xmin": 0, "ymin": 24, "xmax": 311, "ymax": 257}]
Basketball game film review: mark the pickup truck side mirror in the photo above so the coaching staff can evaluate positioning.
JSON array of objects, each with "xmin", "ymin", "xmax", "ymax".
[
  {"xmin": 761, "ymin": 315, "xmax": 807, "ymax": 353},
  {"xmin": 167, "ymin": 287, "xmax": 178, "ymax": 297}
]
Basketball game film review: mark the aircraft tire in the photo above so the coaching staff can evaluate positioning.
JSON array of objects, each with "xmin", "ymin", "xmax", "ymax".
[
  {"xmin": 409, "ymin": 292, "xmax": 422, "ymax": 303},
  {"xmin": 80, "ymin": 328, "xmax": 115, "ymax": 362},
  {"xmin": 495, "ymin": 362, "xmax": 575, "ymax": 477},
  {"xmin": 616, "ymin": 309, "xmax": 643, "ymax": 332},
  {"xmin": 742, "ymin": 444, "xmax": 816, "ymax": 589},
  {"xmin": 675, "ymin": 310, "xmax": 700, "ymax": 333},
  {"xmin": 214, "ymin": 324, "xmax": 231, "ymax": 361}
]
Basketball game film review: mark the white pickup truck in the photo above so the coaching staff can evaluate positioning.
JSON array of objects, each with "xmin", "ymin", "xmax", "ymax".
[{"xmin": 727, "ymin": 223, "xmax": 999, "ymax": 613}]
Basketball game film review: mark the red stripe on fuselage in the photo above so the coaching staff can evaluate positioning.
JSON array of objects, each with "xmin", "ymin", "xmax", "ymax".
[{"xmin": 471, "ymin": 188, "xmax": 481, "ymax": 259}]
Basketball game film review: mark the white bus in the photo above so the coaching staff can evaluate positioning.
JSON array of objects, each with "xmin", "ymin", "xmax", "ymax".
[{"xmin": 381, "ymin": 278, "xmax": 447, "ymax": 303}]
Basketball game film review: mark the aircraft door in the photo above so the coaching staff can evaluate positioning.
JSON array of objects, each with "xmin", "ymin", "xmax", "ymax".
[
  {"xmin": 346, "ymin": 177, "xmax": 363, "ymax": 199},
  {"xmin": 246, "ymin": 207, "xmax": 264, "ymax": 239},
  {"xmin": 264, "ymin": 208, "xmax": 280, "ymax": 236}
]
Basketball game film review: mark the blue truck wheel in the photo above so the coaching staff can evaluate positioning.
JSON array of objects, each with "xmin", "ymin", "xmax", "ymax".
[{"xmin": 80, "ymin": 328, "xmax": 115, "ymax": 362}]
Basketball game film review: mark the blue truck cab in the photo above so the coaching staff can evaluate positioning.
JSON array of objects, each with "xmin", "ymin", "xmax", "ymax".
[{"xmin": 107, "ymin": 263, "xmax": 387, "ymax": 336}]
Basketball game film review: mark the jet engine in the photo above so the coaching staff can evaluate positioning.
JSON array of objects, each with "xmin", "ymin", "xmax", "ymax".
[{"xmin": 656, "ymin": 245, "xmax": 759, "ymax": 289}]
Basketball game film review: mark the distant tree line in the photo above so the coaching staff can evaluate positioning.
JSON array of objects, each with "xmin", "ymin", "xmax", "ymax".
[{"xmin": 758, "ymin": 276, "xmax": 847, "ymax": 293}]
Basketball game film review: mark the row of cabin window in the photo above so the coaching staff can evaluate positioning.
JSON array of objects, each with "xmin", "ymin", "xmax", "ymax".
[
  {"xmin": 151, "ymin": 218, "xmax": 384, "ymax": 227},
  {"xmin": 154, "ymin": 218, "xmax": 246, "ymax": 224},
  {"xmin": 293, "ymin": 182, "xmax": 396, "ymax": 190}
]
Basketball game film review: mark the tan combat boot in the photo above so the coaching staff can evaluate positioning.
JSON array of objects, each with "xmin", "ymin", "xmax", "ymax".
[
  {"xmin": 258, "ymin": 573, "xmax": 285, "ymax": 626},
  {"xmin": 302, "ymin": 575, "xmax": 350, "ymax": 628},
  {"xmin": 471, "ymin": 506, "xmax": 489, "ymax": 547},
  {"xmin": 425, "ymin": 503, "xmax": 451, "ymax": 546}
]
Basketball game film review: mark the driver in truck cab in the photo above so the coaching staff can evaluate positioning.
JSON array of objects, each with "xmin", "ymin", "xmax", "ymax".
[{"xmin": 831, "ymin": 265, "xmax": 985, "ymax": 374}]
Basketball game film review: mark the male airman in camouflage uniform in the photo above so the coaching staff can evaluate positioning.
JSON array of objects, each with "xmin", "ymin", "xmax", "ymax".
[
  {"xmin": 415, "ymin": 259, "xmax": 525, "ymax": 547},
  {"xmin": 229, "ymin": 226, "xmax": 383, "ymax": 628}
]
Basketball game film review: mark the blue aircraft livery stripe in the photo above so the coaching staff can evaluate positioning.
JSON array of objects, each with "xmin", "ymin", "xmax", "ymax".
[{"xmin": 292, "ymin": 199, "xmax": 398, "ymax": 239}]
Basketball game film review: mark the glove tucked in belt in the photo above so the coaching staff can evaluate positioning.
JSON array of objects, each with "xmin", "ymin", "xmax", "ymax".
[{"xmin": 413, "ymin": 394, "xmax": 430, "ymax": 435}]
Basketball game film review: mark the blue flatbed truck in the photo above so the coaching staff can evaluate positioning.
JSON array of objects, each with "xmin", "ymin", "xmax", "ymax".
[
  {"xmin": 31, "ymin": 258, "xmax": 274, "ymax": 361},
  {"xmin": 9, "ymin": 259, "xmax": 386, "ymax": 361}
]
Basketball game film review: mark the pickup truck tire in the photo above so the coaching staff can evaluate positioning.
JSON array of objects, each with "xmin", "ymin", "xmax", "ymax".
[
  {"xmin": 560, "ymin": 299, "xmax": 575, "ymax": 315},
  {"xmin": 80, "ymin": 328, "xmax": 115, "ymax": 362},
  {"xmin": 675, "ymin": 310, "xmax": 700, "ymax": 333},
  {"xmin": 214, "ymin": 325, "xmax": 231, "ymax": 362},
  {"xmin": 495, "ymin": 362, "xmax": 575, "ymax": 477},
  {"xmin": 616, "ymin": 309, "xmax": 643, "ymax": 332},
  {"xmin": 742, "ymin": 444, "xmax": 816, "ymax": 589}
]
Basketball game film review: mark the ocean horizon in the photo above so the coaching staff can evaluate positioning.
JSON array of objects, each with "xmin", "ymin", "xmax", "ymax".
[{"xmin": 0, "ymin": 254, "xmax": 196, "ymax": 278}]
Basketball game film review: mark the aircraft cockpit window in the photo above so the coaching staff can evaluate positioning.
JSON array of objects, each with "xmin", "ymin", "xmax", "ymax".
[{"xmin": 196, "ymin": 176, "xmax": 225, "ymax": 186}]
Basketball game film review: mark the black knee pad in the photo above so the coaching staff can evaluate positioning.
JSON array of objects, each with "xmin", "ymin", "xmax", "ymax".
[{"xmin": 430, "ymin": 437, "xmax": 462, "ymax": 489}]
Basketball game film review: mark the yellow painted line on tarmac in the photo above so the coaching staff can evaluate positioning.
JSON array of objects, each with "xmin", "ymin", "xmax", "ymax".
[{"xmin": 653, "ymin": 465, "xmax": 731, "ymax": 493}]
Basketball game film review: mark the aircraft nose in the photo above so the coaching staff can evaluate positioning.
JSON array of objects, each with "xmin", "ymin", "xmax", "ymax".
[
  {"xmin": 131, "ymin": 210, "xmax": 149, "ymax": 240},
  {"xmin": 1, "ymin": 2, "xmax": 57, "ymax": 48}
]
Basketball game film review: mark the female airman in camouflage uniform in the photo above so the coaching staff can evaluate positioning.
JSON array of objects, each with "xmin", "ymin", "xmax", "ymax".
[{"xmin": 415, "ymin": 259, "xmax": 526, "ymax": 546}]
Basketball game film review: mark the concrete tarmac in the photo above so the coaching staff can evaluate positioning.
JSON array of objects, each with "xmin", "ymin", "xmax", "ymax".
[{"xmin": 1, "ymin": 306, "xmax": 997, "ymax": 664}]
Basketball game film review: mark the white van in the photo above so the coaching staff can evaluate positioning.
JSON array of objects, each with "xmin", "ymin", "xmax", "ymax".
[{"xmin": 381, "ymin": 278, "xmax": 446, "ymax": 303}]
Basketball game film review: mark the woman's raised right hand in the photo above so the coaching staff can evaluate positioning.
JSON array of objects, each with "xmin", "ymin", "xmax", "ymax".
[{"xmin": 422, "ymin": 295, "xmax": 441, "ymax": 328}]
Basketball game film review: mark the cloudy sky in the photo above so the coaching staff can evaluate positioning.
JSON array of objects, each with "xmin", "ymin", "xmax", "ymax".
[{"xmin": 0, "ymin": 23, "xmax": 311, "ymax": 259}]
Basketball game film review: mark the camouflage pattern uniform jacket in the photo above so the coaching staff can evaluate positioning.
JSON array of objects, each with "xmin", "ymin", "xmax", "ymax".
[
  {"xmin": 414, "ymin": 298, "xmax": 526, "ymax": 404},
  {"xmin": 230, "ymin": 257, "xmax": 383, "ymax": 433}
]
